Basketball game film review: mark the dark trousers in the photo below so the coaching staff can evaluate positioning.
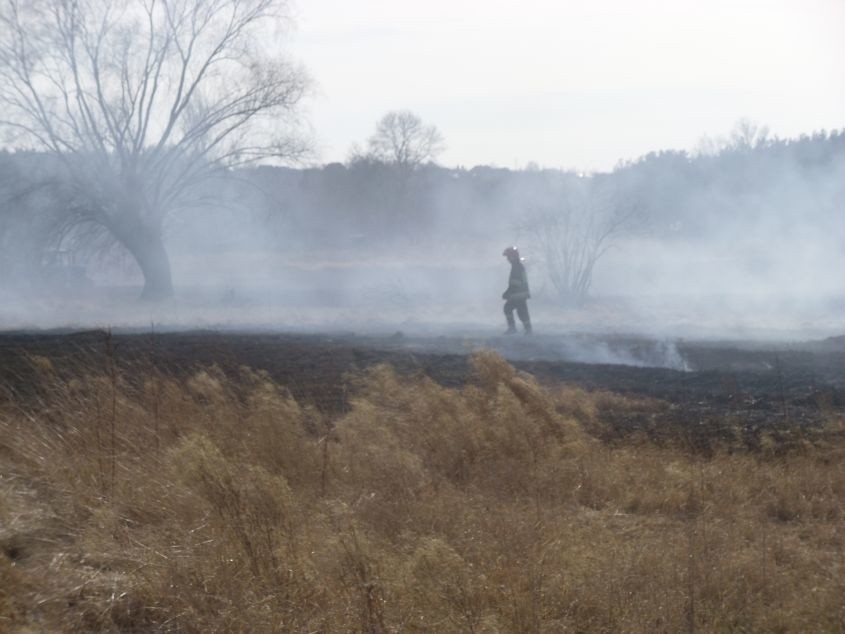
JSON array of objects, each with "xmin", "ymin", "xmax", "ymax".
[{"xmin": 504, "ymin": 299, "xmax": 531, "ymax": 329}]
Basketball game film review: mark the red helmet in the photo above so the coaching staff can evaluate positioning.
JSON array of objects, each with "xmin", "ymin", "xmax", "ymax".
[{"xmin": 502, "ymin": 246, "xmax": 519, "ymax": 257}]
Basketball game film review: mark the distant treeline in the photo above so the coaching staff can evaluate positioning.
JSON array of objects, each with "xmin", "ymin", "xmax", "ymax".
[
  {"xmin": 1, "ymin": 127, "xmax": 844, "ymax": 293},
  {"xmin": 242, "ymin": 127, "xmax": 845, "ymax": 250}
]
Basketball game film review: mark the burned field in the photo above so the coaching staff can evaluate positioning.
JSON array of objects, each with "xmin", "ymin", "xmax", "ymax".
[{"xmin": 2, "ymin": 329, "xmax": 842, "ymax": 446}]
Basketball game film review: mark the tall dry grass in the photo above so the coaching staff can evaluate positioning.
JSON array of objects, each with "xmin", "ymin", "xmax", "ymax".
[{"xmin": 0, "ymin": 350, "xmax": 843, "ymax": 632}]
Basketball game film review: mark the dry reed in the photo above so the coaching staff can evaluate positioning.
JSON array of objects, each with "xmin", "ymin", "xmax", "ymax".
[{"xmin": 0, "ymin": 350, "xmax": 842, "ymax": 632}]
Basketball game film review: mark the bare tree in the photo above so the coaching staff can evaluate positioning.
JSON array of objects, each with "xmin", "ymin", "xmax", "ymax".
[
  {"xmin": 696, "ymin": 118, "xmax": 770, "ymax": 156},
  {"xmin": 519, "ymin": 177, "xmax": 637, "ymax": 305},
  {"xmin": 352, "ymin": 110, "xmax": 444, "ymax": 169},
  {"xmin": 729, "ymin": 118, "xmax": 770, "ymax": 151},
  {"xmin": 0, "ymin": 0, "xmax": 309, "ymax": 299}
]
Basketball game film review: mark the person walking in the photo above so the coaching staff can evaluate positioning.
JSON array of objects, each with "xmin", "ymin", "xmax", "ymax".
[{"xmin": 502, "ymin": 246, "xmax": 532, "ymax": 334}]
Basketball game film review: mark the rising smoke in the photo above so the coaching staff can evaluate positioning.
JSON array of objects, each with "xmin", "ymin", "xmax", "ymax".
[{"xmin": 1, "ymin": 126, "xmax": 844, "ymax": 356}]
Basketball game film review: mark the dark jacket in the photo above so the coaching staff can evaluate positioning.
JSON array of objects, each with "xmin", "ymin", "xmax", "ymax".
[{"xmin": 503, "ymin": 260, "xmax": 530, "ymax": 301}]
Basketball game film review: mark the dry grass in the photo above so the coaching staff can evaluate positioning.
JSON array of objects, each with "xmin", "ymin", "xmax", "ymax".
[{"xmin": 0, "ymin": 350, "xmax": 843, "ymax": 632}]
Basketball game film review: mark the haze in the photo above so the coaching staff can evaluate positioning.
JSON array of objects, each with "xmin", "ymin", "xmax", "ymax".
[
  {"xmin": 0, "ymin": 0, "xmax": 843, "ymax": 350},
  {"xmin": 297, "ymin": 0, "xmax": 845, "ymax": 170}
]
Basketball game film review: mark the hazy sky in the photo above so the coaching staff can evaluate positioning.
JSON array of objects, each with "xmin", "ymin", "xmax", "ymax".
[{"xmin": 292, "ymin": 0, "xmax": 845, "ymax": 171}]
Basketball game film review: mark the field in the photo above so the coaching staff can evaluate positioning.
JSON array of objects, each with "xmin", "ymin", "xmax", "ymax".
[{"xmin": 1, "ymin": 330, "xmax": 843, "ymax": 631}]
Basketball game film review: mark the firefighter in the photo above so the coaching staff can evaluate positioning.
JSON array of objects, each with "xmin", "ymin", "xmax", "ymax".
[{"xmin": 502, "ymin": 246, "xmax": 532, "ymax": 335}]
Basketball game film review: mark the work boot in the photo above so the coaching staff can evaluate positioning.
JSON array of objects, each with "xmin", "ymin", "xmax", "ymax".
[
  {"xmin": 503, "ymin": 326, "xmax": 517, "ymax": 335},
  {"xmin": 523, "ymin": 322, "xmax": 533, "ymax": 335}
]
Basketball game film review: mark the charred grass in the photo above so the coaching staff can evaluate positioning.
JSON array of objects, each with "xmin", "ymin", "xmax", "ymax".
[{"xmin": 0, "ymin": 350, "xmax": 843, "ymax": 632}]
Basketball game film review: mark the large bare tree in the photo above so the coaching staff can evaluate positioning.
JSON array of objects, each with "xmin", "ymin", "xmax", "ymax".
[{"xmin": 0, "ymin": 0, "xmax": 309, "ymax": 299}]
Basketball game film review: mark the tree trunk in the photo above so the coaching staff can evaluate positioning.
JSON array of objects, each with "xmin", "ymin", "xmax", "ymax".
[
  {"xmin": 135, "ymin": 234, "xmax": 174, "ymax": 301},
  {"xmin": 115, "ymin": 220, "xmax": 174, "ymax": 301}
]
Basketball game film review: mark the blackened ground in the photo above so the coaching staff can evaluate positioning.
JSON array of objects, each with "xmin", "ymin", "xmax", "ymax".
[{"xmin": 1, "ymin": 330, "xmax": 842, "ymax": 448}]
